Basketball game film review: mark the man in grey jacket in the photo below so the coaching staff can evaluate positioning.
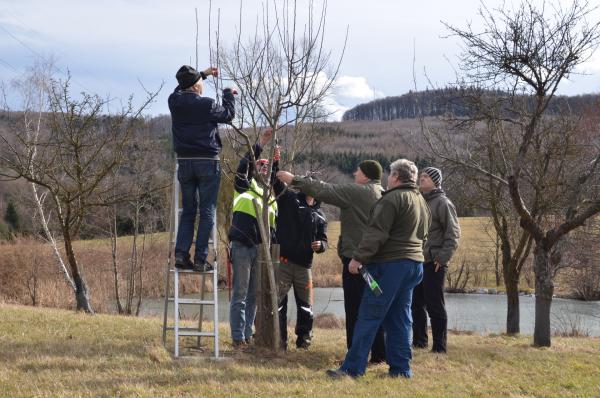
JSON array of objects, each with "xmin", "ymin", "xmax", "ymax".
[
  {"xmin": 411, "ymin": 167, "xmax": 461, "ymax": 353},
  {"xmin": 276, "ymin": 160, "xmax": 386, "ymax": 363}
]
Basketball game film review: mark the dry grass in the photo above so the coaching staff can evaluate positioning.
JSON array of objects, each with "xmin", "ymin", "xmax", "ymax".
[
  {"xmin": 0, "ymin": 217, "xmax": 525, "ymax": 312},
  {"xmin": 0, "ymin": 234, "xmax": 201, "ymax": 312},
  {"xmin": 1, "ymin": 303, "xmax": 600, "ymax": 397}
]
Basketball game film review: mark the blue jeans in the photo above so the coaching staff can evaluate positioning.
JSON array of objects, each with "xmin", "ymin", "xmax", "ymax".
[
  {"xmin": 229, "ymin": 241, "xmax": 258, "ymax": 342},
  {"xmin": 174, "ymin": 159, "xmax": 221, "ymax": 263},
  {"xmin": 341, "ymin": 260, "xmax": 423, "ymax": 377}
]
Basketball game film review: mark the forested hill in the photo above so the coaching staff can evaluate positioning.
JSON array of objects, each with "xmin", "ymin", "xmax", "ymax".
[{"xmin": 342, "ymin": 88, "xmax": 600, "ymax": 121}]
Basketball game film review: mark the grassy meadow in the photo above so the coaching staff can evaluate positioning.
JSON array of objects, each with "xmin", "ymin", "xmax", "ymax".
[{"xmin": 1, "ymin": 303, "xmax": 599, "ymax": 398}]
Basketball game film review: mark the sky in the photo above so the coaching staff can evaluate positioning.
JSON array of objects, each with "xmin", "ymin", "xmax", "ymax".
[{"xmin": 1, "ymin": 0, "xmax": 600, "ymax": 120}]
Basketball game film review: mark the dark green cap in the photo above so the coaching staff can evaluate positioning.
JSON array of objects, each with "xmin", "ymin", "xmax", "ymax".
[{"xmin": 359, "ymin": 160, "xmax": 383, "ymax": 181}]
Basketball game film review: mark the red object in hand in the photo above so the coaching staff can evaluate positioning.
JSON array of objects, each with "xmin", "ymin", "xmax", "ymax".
[
  {"xmin": 273, "ymin": 145, "xmax": 281, "ymax": 161},
  {"xmin": 232, "ymin": 89, "xmax": 238, "ymax": 95}
]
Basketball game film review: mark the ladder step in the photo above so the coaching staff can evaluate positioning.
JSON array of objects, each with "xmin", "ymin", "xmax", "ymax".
[
  {"xmin": 166, "ymin": 326, "xmax": 213, "ymax": 332},
  {"xmin": 170, "ymin": 268, "xmax": 216, "ymax": 274},
  {"xmin": 178, "ymin": 331, "xmax": 216, "ymax": 337},
  {"xmin": 168, "ymin": 298, "xmax": 215, "ymax": 305}
]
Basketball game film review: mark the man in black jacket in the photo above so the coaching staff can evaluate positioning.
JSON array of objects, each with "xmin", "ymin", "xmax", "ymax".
[
  {"xmin": 168, "ymin": 65, "xmax": 235, "ymax": 272},
  {"xmin": 274, "ymin": 174, "xmax": 328, "ymax": 350}
]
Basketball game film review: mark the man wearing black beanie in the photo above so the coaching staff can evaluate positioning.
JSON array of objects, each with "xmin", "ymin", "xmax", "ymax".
[
  {"xmin": 168, "ymin": 65, "xmax": 236, "ymax": 272},
  {"xmin": 276, "ymin": 160, "xmax": 386, "ymax": 364}
]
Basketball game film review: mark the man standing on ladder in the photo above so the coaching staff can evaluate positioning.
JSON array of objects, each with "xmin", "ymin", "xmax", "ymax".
[{"xmin": 168, "ymin": 65, "xmax": 235, "ymax": 272}]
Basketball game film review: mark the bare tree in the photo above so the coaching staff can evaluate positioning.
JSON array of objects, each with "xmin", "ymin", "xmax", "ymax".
[
  {"xmin": 210, "ymin": 0, "xmax": 346, "ymax": 349},
  {"xmin": 0, "ymin": 62, "xmax": 76, "ymax": 296},
  {"xmin": 433, "ymin": 0, "xmax": 600, "ymax": 346},
  {"xmin": 0, "ymin": 67, "xmax": 160, "ymax": 313}
]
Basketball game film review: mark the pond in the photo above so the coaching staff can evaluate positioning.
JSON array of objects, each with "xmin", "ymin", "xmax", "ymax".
[{"xmin": 141, "ymin": 288, "xmax": 600, "ymax": 336}]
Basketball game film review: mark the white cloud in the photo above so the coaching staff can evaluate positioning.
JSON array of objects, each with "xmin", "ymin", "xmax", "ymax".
[
  {"xmin": 321, "ymin": 75, "xmax": 383, "ymax": 121},
  {"xmin": 579, "ymin": 52, "xmax": 600, "ymax": 74},
  {"xmin": 334, "ymin": 76, "xmax": 376, "ymax": 100}
]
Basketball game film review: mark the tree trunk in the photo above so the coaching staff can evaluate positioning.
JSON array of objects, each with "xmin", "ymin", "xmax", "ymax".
[
  {"xmin": 533, "ymin": 244, "xmax": 553, "ymax": 347},
  {"xmin": 504, "ymin": 267, "xmax": 520, "ymax": 335},
  {"xmin": 64, "ymin": 235, "xmax": 94, "ymax": 314},
  {"xmin": 254, "ymin": 244, "xmax": 281, "ymax": 350},
  {"xmin": 110, "ymin": 210, "xmax": 124, "ymax": 314},
  {"xmin": 494, "ymin": 233, "xmax": 501, "ymax": 287}
]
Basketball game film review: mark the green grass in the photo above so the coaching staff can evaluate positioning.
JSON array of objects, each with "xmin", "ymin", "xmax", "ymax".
[{"xmin": 1, "ymin": 303, "xmax": 599, "ymax": 397}]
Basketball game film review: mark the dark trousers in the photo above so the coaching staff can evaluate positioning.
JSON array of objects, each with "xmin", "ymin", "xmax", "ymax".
[
  {"xmin": 411, "ymin": 261, "xmax": 448, "ymax": 352},
  {"xmin": 175, "ymin": 159, "xmax": 221, "ymax": 263},
  {"xmin": 277, "ymin": 261, "xmax": 313, "ymax": 348},
  {"xmin": 341, "ymin": 256, "xmax": 386, "ymax": 363}
]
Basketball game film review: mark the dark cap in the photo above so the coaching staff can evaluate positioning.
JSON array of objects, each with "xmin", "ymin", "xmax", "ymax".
[
  {"xmin": 358, "ymin": 160, "xmax": 383, "ymax": 181},
  {"xmin": 175, "ymin": 65, "xmax": 203, "ymax": 89}
]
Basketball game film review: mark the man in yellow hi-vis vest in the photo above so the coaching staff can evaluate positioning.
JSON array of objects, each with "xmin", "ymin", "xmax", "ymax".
[{"xmin": 228, "ymin": 129, "xmax": 277, "ymax": 348}]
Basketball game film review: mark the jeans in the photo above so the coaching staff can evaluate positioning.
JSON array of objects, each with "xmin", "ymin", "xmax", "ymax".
[
  {"xmin": 174, "ymin": 159, "xmax": 221, "ymax": 263},
  {"xmin": 229, "ymin": 241, "xmax": 258, "ymax": 342},
  {"xmin": 341, "ymin": 256, "xmax": 386, "ymax": 362},
  {"xmin": 412, "ymin": 261, "xmax": 448, "ymax": 351},
  {"xmin": 340, "ymin": 260, "xmax": 423, "ymax": 377}
]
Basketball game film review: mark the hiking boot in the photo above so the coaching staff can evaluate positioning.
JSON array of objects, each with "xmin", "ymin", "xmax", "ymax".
[
  {"xmin": 232, "ymin": 340, "xmax": 247, "ymax": 349},
  {"xmin": 296, "ymin": 335, "xmax": 311, "ymax": 350},
  {"xmin": 389, "ymin": 371, "xmax": 412, "ymax": 379},
  {"xmin": 326, "ymin": 368, "xmax": 354, "ymax": 379},
  {"xmin": 175, "ymin": 253, "xmax": 194, "ymax": 270},
  {"xmin": 192, "ymin": 259, "xmax": 214, "ymax": 273}
]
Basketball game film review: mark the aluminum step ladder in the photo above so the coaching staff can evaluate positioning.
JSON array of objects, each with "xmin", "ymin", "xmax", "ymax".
[{"xmin": 162, "ymin": 163, "xmax": 220, "ymax": 359}]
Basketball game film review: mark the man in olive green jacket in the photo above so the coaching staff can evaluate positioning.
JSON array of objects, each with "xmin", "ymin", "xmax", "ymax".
[
  {"xmin": 327, "ymin": 158, "xmax": 431, "ymax": 379},
  {"xmin": 412, "ymin": 167, "xmax": 460, "ymax": 353},
  {"xmin": 276, "ymin": 160, "xmax": 386, "ymax": 363}
]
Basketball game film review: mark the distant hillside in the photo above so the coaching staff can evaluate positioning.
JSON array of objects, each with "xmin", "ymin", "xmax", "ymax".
[{"xmin": 342, "ymin": 88, "xmax": 600, "ymax": 121}]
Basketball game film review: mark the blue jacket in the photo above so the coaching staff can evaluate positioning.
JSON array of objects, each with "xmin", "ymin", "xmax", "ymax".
[{"xmin": 168, "ymin": 88, "xmax": 235, "ymax": 158}]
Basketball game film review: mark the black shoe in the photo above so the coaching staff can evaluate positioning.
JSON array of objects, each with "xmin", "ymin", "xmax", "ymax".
[
  {"xmin": 431, "ymin": 347, "xmax": 447, "ymax": 354},
  {"xmin": 296, "ymin": 335, "xmax": 311, "ymax": 349},
  {"xmin": 326, "ymin": 368, "xmax": 353, "ymax": 379},
  {"xmin": 175, "ymin": 253, "xmax": 194, "ymax": 269},
  {"xmin": 192, "ymin": 259, "xmax": 214, "ymax": 273},
  {"xmin": 413, "ymin": 342, "xmax": 428, "ymax": 349}
]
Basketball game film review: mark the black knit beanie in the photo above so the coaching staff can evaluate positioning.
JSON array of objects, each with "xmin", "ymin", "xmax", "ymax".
[
  {"xmin": 175, "ymin": 65, "xmax": 206, "ymax": 89},
  {"xmin": 358, "ymin": 160, "xmax": 383, "ymax": 181},
  {"xmin": 422, "ymin": 167, "xmax": 442, "ymax": 187}
]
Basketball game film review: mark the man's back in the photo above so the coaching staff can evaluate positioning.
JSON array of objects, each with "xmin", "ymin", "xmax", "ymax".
[{"xmin": 168, "ymin": 88, "xmax": 234, "ymax": 158}]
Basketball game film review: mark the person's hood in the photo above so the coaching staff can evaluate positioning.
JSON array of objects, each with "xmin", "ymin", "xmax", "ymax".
[{"xmin": 297, "ymin": 191, "xmax": 321, "ymax": 209}]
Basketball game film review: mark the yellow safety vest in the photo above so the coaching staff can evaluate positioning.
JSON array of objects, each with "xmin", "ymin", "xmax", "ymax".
[{"xmin": 232, "ymin": 179, "xmax": 277, "ymax": 228}]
